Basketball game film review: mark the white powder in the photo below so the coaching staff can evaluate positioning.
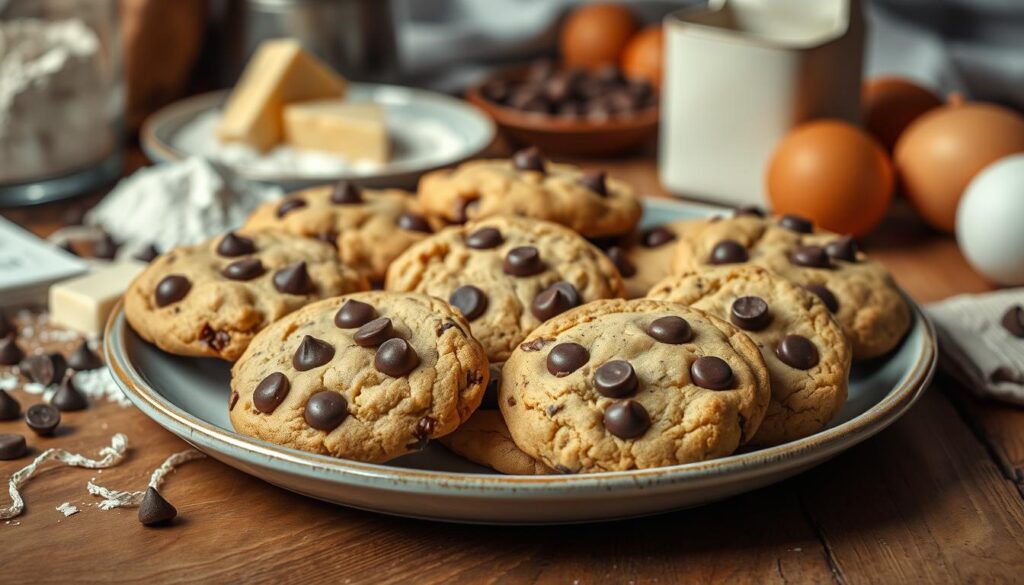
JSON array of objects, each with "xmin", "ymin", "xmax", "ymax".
[
  {"xmin": 56, "ymin": 502, "xmax": 79, "ymax": 517},
  {"xmin": 72, "ymin": 368, "xmax": 132, "ymax": 408}
]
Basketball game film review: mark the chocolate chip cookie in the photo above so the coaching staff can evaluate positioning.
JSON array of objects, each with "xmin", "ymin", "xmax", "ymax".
[
  {"xmin": 230, "ymin": 292, "xmax": 490, "ymax": 462},
  {"xmin": 602, "ymin": 219, "xmax": 700, "ymax": 298},
  {"xmin": 385, "ymin": 216, "xmax": 625, "ymax": 362},
  {"xmin": 648, "ymin": 265, "xmax": 852, "ymax": 446},
  {"xmin": 125, "ymin": 231, "xmax": 368, "ymax": 361},
  {"xmin": 416, "ymin": 148, "xmax": 641, "ymax": 237},
  {"xmin": 242, "ymin": 182, "xmax": 436, "ymax": 283},
  {"xmin": 671, "ymin": 214, "xmax": 911, "ymax": 360},
  {"xmin": 500, "ymin": 299, "xmax": 771, "ymax": 472}
]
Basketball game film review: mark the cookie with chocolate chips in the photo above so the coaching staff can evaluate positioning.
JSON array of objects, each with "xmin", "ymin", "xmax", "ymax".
[
  {"xmin": 415, "ymin": 149, "xmax": 641, "ymax": 238},
  {"xmin": 385, "ymin": 216, "xmax": 625, "ymax": 361},
  {"xmin": 601, "ymin": 219, "xmax": 700, "ymax": 298},
  {"xmin": 500, "ymin": 299, "xmax": 770, "ymax": 472},
  {"xmin": 242, "ymin": 182, "xmax": 437, "ymax": 283},
  {"xmin": 648, "ymin": 265, "xmax": 852, "ymax": 446},
  {"xmin": 125, "ymin": 231, "xmax": 368, "ymax": 361},
  {"xmin": 229, "ymin": 292, "xmax": 490, "ymax": 463}
]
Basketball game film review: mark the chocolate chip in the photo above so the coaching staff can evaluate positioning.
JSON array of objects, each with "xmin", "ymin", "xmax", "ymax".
[
  {"xmin": 354, "ymin": 317, "xmax": 396, "ymax": 347},
  {"xmin": 304, "ymin": 391, "xmax": 348, "ymax": 431},
  {"xmin": 780, "ymin": 214, "xmax": 813, "ymax": 233},
  {"xmin": 331, "ymin": 181, "xmax": 363, "ymax": 204},
  {"xmin": 531, "ymin": 282, "xmax": 580, "ymax": 321},
  {"xmin": 277, "ymin": 198, "xmax": 307, "ymax": 218},
  {"xmin": 51, "ymin": 375, "xmax": 88, "ymax": 412},
  {"xmin": 647, "ymin": 316, "xmax": 692, "ymax": 344},
  {"xmin": 335, "ymin": 299, "xmax": 377, "ymax": 329},
  {"xmin": 1002, "ymin": 305, "xmax": 1024, "ymax": 338},
  {"xmin": 710, "ymin": 240, "xmax": 748, "ymax": 264},
  {"xmin": 466, "ymin": 227, "xmax": 503, "ymax": 249},
  {"xmin": 216, "ymin": 232, "xmax": 256, "ymax": 257},
  {"xmin": 503, "ymin": 246, "xmax": 545, "ymax": 276},
  {"xmin": 229, "ymin": 391, "xmax": 239, "ymax": 411},
  {"xmin": 0, "ymin": 390, "xmax": 20, "ymax": 421},
  {"xmin": 375, "ymin": 338, "xmax": 420, "ymax": 377},
  {"xmin": 690, "ymin": 356, "xmax": 733, "ymax": 390},
  {"xmin": 805, "ymin": 284, "xmax": 839, "ymax": 313},
  {"xmin": 155, "ymin": 275, "xmax": 191, "ymax": 307},
  {"xmin": 642, "ymin": 227, "xmax": 676, "ymax": 248},
  {"xmin": 133, "ymin": 244, "xmax": 160, "ymax": 263},
  {"xmin": 222, "ymin": 258, "xmax": 265, "ymax": 281},
  {"xmin": 414, "ymin": 416, "xmax": 436, "ymax": 440},
  {"xmin": 790, "ymin": 246, "xmax": 832, "ymax": 269},
  {"xmin": 777, "ymin": 335, "xmax": 819, "ymax": 369},
  {"xmin": 480, "ymin": 365, "xmax": 502, "ymax": 410},
  {"xmin": 273, "ymin": 262, "xmax": 313, "ymax": 295},
  {"xmin": 453, "ymin": 199, "xmax": 479, "ymax": 223},
  {"xmin": 0, "ymin": 313, "xmax": 13, "ymax": 338},
  {"xmin": 67, "ymin": 341, "xmax": 102, "ymax": 371},
  {"xmin": 25, "ymin": 403, "xmax": 60, "ymax": 436},
  {"xmin": 0, "ymin": 335, "xmax": 24, "ymax": 366},
  {"xmin": 138, "ymin": 487, "xmax": 177, "ymax": 526},
  {"xmin": 735, "ymin": 205, "xmax": 765, "ymax": 217},
  {"xmin": 825, "ymin": 236, "xmax": 858, "ymax": 262},
  {"xmin": 449, "ymin": 286, "xmax": 488, "ymax": 321},
  {"xmin": 594, "ymin": 360, "xmax": 638, "ymax": 398},
  {"xmin": 606, "ymin": 246, "xmax": 636, "ymax": 277},
  {"xmin": 546, "ymin": 343, "xmax": 589, "ymax": 376},
  {"xmin": 513, "ymin": 147, "xmax": 545, "ymax": 172},
  {"xmin": 200, "ymin": 325, "xmax": 230, "ymax": 351},
  {"xmin": 21, "ymin": 353, "xmax": 67, "ymax": 386},
  {"xmin": 398, "ymin": 212, "xmax": 432, "ymax": 233},
  {"xmin": 0, "ymin": 433, "xmax": 27, "ymax": 460},
  {"xmin": 253, "ymin": 372, "xmax": 290, "ymax": 413},
  {"xmin": 730, "ymin": 296, "xmax": 771, "ymax": 331},
  {"xmin": 93, "ymin": 234, "xmax": 119, "ymax": 260},
  {"xmin": 292, "ymin": 335, "xmax": 335, "ymax": 371},
  {"xmin": 603, "ymin": 399, "xmax": 650, "ymax": 439},
  {"xmin": 520, "ymin": 338, "xmax": 550, "ymax": 352},
  {"xmin": 579, "ymin": 171, "xmax": 607, "ymax": 196}
]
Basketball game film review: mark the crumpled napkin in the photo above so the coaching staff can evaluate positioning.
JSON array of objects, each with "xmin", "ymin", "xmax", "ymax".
[{"xmin": 927, "ymin": 289, "xmax": 1024, "ymax": 406}]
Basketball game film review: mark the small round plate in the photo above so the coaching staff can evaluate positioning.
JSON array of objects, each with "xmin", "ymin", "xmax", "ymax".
[
  {"xmin": 141, "ymin": 85, "xmax": 496, "ymax": 190},
  {"xmin": 105, "ymin": 199, "xmax": 936, "ymax": 524}
]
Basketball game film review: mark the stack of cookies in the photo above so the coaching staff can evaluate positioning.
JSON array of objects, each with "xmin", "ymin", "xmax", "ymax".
[{"xmin": 124, "ymin": 147, "xmax": 911, "ymax": 474}]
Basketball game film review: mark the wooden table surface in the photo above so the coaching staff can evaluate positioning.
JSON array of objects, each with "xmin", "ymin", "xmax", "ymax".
[{"xmin": 3, "ymin": 154, "xmax": 1024, "ymax": 585}]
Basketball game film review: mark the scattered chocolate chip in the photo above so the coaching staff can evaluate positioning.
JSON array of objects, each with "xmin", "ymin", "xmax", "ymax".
[
  {"xmin": 642, "ymin": 227, "xmax": 676, "ymax": 248},
  {"xmin": 354, "ymin": 317, "xmax": 396, "ymax": 347},
  {"xmin": 0, "ymin": 335, "xmax": 24, "ymax": 366},
  {"xmin": 216, "ymin": 232, "xmax": 256, "ymax": 257},
  {"xmin": 253, "ymin": 372, "xmax": 290, "ymax": 413},
  {"xmin": 605, "ymin": 246, "xmax": 636, "ymax": 278},
  {"xmin": 222, "ymin": 258, "xmax": 265, "ymax": 281},
  {"xmin": 780, "ymin": 214, "xmax": 813, "ymax": 233},
  {"xmin": 503, "ymin": 246, "xmax": 545, "ymax": 276},
  {"xmin": 453, "ymin": 198, "xmax": 480, "ymax": 223},
  {"xmin": 133, "ymin": 244, "xmax": 160, "ymax": 263},
  {"xmin": 1002, "ymin": 305, "xmax": 1024, "ymax": 338},
  {"xmin": 397, "ymin": 212, "xmax": 432, "ymax": 233},
  {"xmin": 335, "ymin": 299, "xmax": 377, "ymax": 329},
  {"xmin": 546, "ymin": 343, "xmax": 589, "ymax": 376},
  {"xmin": 603, "ymin": 399, "xmax": 650, "ymax": 439},
  {"xmin": 730, "ymin": 296, "xmax": 771, "ymax": 331},
  {"xmin": 21, "ymin": 353, "xmax": 67, "ymax": 386},
  {"xmin": 414, "ymin": 416, "xmax": 436, "ymax": 441},
  {"xmin": 777, "ymin": 335, "xmax": 819, "ymax": 369},
  {"xmin": 155, "ymin": 275, "xmax": 191, "ymax": 307},
  {"xmin": 480, "ymin": 365, "xmax": 502, "ymax": 410},
  {"xmin": 0, "ymin": 390, "xmax": 20, "ymax": 421},
  {"xmin": 991, "ymin": 366, "xmax": 1024, "ymax": 385},
  {"xmin": 375, "ymin": 338, "xmax": 420, "ymax": 377},
  {"xmin": 25, "ymin": 403, "xmax": 60, "ymax": 436},
  {"xmin": 67, "ymin": 341, "xmax": 102, "ymax": 371},
  {"xmin": 304, "ymin": 391, "xmax": 348, "ymax": 431},
  {"xmin": 647, "ymin": 316, "xmax": 692, "ymax": 344},
  {"xmin": 292, "ymin": 336, "xmax": 335, "ymax": 371},
  {"xmin": 825, "ymin": 236, "xmax": 858, "ymax": 262},
  {"xmin": 466, "ymin": 227, "xmax": 503, "ymax": 249},
  {"xmin": 520, "ymin": 338, "xmax": 549, "ymax": 352},
  {"xmin": 330, "ymin": 181, "xmax": 363, "ymax": 204},
  {"xmin": 0, "ymin": 313, "xmax": 13, "ymax": 338},
  {"xmin": 805, "ymin": 284, "xmax": 839, "ymax": 313},
  {"xmin": 228, "ymin": 391, "xmax": 239, "ymax": 411},
  {"xmin": 449, "ymin": 286, "xmax": 488, "ymax": 321},
  {"xmin": 790, "ymin": 246, "xmax": 832, "ymax": 269},
  {"xmin": 51, "ymin": 375, "xmax": 88, "ymax": 412},
  {"xmin": 710, "ymin": 240, "xmax": 748, "ymax": 264},
  {"xmin": 579, "ymin": 170, "xmax": 607, "ymax": 196},
  {"xmin": 595, "ymin": 360, "xmax": 638, "ymax": 398},
  {"xmin": 512, "ymin": 147, "xmax": 545, "ymax": 172},
  {"xmin": 273, "ymin": 262, "xmax": 313, "ymax": 295},
  {"xmin": 93, "ymin": 234, "xmax": 119, "ymax": 260},
  {"xmin": 0, "ymin": 433, "xmax": 27, "ymax": 460},
  {"xmin": 531, "ymin": 282, "xmax": 580, "ymax": 321},
  {"xmin": 735, "ymin": 206, "xmax": 765, "ymax": 217},
  {"xmin": 138, "ymin": 487, "xmax": 177, "ymax": 526},
  {"xmin": 277, "ymin": 198, "xmax": 307, "ymax": 218},
  {"xmin": 690, "ymin": 356, "xmax": 733, "ymax": 390}
]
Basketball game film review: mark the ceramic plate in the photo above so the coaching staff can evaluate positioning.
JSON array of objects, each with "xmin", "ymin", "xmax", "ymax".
[
  {"xmin": 141, "ymin": 86, "xmax": 495, "ymax": 190},
  {"xmin": 105, "ymin": 199, "xmax": 936, "ymax": 524}
]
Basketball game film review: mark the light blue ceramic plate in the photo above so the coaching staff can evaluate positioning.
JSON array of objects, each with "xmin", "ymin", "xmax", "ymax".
[{"xmin": 105, "ymin": 199, "xmax": 936, "ymax": 524}]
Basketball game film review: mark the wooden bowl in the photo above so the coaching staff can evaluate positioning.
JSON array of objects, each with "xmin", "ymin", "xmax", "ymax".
[{"xmin": 465, "ymin": 70, "xmax": 659, "ymax": 158}]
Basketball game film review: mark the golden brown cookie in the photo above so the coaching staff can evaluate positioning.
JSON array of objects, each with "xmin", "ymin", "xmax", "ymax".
[{"xmin": 603, "ymin": 219, "xmax": 700, "ymax": 298}]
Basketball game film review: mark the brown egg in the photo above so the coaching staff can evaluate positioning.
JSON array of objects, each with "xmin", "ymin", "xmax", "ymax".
[
  {"xmin": 863, "ymin": 77, "xmax": 942, "ymax": 151},
  {"xmin": 895, "ymin": 98, "xmax": 1024, "ymax": 233},
  {"xmin": 767, "ymin": 120, "xmax": 894, "ymax": 237},
  {"xmin": 621, "ymin": 25, "xmax": 664, "ymax": 90},
  {"xmin": 561, "ymin": 3, "xmax": 637, "ymax": 70}
]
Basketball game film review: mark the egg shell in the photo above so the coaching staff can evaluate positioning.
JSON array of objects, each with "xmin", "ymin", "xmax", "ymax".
[
  {"xmin": 621, "ymin": 25, "xmax": 664, "ymax": 90},
  {"xmin": 862, "ymin": 77, "xmax": 942, "ymax": 151},
  {"xmin": 561, "ymin": 3, "xmax": 637, "ymax": 70},
  {"xmin": 895, "ymin": 101, "xmax": 1024, "ymax": 233},
  {"xmin": 956, "ymin": 153, "xmax": 1024, "ymax": 285}
]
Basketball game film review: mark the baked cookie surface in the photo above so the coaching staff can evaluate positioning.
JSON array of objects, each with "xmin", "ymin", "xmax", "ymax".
[
  {"xmin": 416, "ymin": 148, "xmax": 641, "ymax": 237},
  {"xmin": 648, "ymin": 265, "xmax": 852, "ymax": 446},
  {"xmin": 243, "ymin": 182, "xmax": 435, "ymax": 283},
  {"xmin": 500, "ymin": 299, "xmax": 771, "ymax": 473},
  {"xmin": 385, "ymin": 216, "xmax": 625, "ymax": 362},
  {"xmin": 230, "ymin": 292, "xmax": 490, "ymax": 463},
  {"xmin": 125, "ymin": 231, "xmax": 368, "ymax": 361}
]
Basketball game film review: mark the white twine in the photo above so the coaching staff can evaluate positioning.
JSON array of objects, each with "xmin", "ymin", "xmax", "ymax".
[
  {"xmin": 1, "ymin": 434, "xmax": 129, "ymax": 521},
  {"xmin": 87, "ymin": 449, "xmax": 205, "ymax": 510}
]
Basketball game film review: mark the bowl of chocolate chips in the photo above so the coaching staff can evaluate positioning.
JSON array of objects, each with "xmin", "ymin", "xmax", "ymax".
[{"xmin": 466, "ymin": 60, "xmax": 659, "ymax": 157}]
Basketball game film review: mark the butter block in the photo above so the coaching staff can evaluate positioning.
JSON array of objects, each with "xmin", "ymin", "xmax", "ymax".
[
  {"xmin": 49, "ymin": 261, "xmax": 146, "ymax": 336},
  {"xmin": 283, "ymin": 100, "xmax": 389, "ymax": 163},
  {"xmin": 217, "ymin": 39, "xmax": 347, "ymax": 151}
]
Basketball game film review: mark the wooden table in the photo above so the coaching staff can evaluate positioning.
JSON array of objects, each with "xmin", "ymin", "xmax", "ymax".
[{"xmin": 3, "ymin": 155, "xmax": 1024, "ymax": 585}]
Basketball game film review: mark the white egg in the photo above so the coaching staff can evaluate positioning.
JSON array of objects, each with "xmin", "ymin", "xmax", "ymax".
[{"xmin": 956, "ymin": 153, "xmax": 1024, "ymax": 285}]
